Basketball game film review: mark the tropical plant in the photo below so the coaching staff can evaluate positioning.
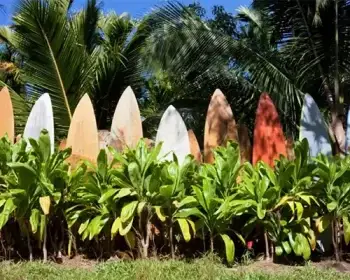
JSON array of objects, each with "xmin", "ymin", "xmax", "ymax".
[
  {"xmin": 0, "ymin": 130, "xmax": 70, "ymax": 261},
  {"xmin": 313, "ymin": 154, "xmax": 350, "ymax": 262},
  {"xmin": 154, "ymin": 154, "xmax": 198, "ymax": 258}
]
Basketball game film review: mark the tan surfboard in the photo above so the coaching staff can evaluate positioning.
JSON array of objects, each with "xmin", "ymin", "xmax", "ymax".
[
  {"xmin": 66, "ymin": 94, "xmax": 99, "ymax": 164},
  {"xmin": 188, "ymin": 129, "xmax": 202, "ymax": 162},
  {"xmin": 204, "ymin": 89, "xmax": 238, "ymax": 163},
  {"xmin": 238, "ymin": 124, "xmax": 252, "ymax": 163},
  {"xmin": 110, "ymin": 86, "xmax": 143, "ymax": 151},
  {"xmin": 0, "ymin": 87, "xmax": 14, "ymax": 142}
]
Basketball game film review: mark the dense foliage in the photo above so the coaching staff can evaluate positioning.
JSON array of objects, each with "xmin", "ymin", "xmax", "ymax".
[{"xmin": 0, "ymin": 131, "xmax": 348, "ymax": 264}]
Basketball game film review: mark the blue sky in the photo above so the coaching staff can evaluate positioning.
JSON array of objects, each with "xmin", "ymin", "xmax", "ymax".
[{"xmin": 0, "ymin": 0, "xmax": 251, "ymax": 25}]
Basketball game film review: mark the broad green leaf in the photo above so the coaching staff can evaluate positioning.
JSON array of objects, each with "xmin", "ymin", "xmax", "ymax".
[
  {"xmin": 121, "ymin": 201, "xmax": 138, "ymax": 222},
  {"xmin": 257, "ymin": 203, "xmax": 265, "ymax": 219},
  {"xmin": 137, "ymin": 201, "xmax": 147, "ymax": 216},
  {"xmin": 128, "ymin": 162, "xmax": 141, "ymax": 188},
  {"xmin": 295, "ymin": 202, "xmax": 303, "ymax": 220},
  {"xmin": 175, "ymin": 208, "xmax": 205, "ymax": 219},
  {"xmin": 327, "ymin": 201, "xmax": 337, "ymax": 212},
  {"xmin": 220, "ymin": 234, "xmax": 235, "ymax": 265},
  {"xmin": 154, "ymin": 206, "xmax": 166, "ymax": 222},
  {"xmin": 282, "ymin": 241, "xmax": 292, "ymax": 254},
  {"xmin": 177, "ymin": 218, "xmax": 191, "ymax": 242},
  {"xmin": 175, "ymin": 196, "xmax": 197, "ymax": 209},
  {"xmin": 115, "ymin": 188, "xmax": 132, "ymax": 199},
  {"xmin": 315, "ymin": 215, "xmax": 331, "ymax": 233},
  {"xmin": 97, "ymin": 149, "xmax": 107, "ymax": 179},
  {"xmin": 111, "ymin": 217, "xmax": 121, "ymax": 238},
  {"xmin": 30, "ymin": 209, "xmax": 40, "ymax": 234},
  {"xmin": 98, "ymin": 189, "xmax": 118, "ymax": 203},
  {"xmin": 160, "ymin": 185, "xmax": 173, "ymax": 198},
  {"xmin": 343, "ymin": 216, "xmax": 350, "ymax": 245},
  {"xmin": 275, "ymin": 245, "xmax": 283, "ymax": 256},
  {"xmin": 78, "ymin": 219, "xmax": 90, "ymax": 235},
  {"xmin": 125, "ymin": 231, "xmax": 136, "ymax": 249},
  {"xmin": 119, "ymin": 218, "xmax": 134, "ymax": 236}
]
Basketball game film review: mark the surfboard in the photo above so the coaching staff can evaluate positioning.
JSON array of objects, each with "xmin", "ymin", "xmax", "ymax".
[
  {"xmin": 204, "ymin": 89, "xmax": 238, "ymax": 163},
  {"xmin": 0, "ymin": 87, "xmax": 14, "ymax": 142},
  {"xmin": 23, "ymin": 93, "xmax": 54, "ymax": 153},
  {"xmin": 252, "ymin": 93, "xmax": 287, "ymax": 167},
  {"xmin": 188, "ymin": 129, "xmax": 202, "ymax": 162},
  {"xmin": 155, "ymin": 105, "xmax": 190, "ymax": 165},
  {"xmin": 66, "ymin": 94, "xmax": 99, "ymax": 163},
  {"xmin": 110, "ymin": 86, "xmax": 143, "ymax": 151},
  {"xmin": 299, "ymin": 94, "xmax": 332, "ymax": 157},
  {"xmin": 238, "ymin": 124, "xmax": 251, "ymax": 163}
]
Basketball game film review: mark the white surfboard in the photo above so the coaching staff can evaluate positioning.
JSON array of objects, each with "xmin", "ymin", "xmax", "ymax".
[
  {"xmin": 23, "ymin": 93, "xmax": 54, "ymax": 153},
  {"xmin": 299, "ymin": 94, "xmax": 332, "ymax": 157},
  {"xmin": 110, "ymin": 86, "xmax": 143, "ymax": 151},
  {"xmin": 155, "ymin": 105, "xmax": 190, "ymax": 165}
]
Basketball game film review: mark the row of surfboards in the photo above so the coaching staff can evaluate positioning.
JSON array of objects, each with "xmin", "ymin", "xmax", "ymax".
[{"xmin": 0, "ymin": 86, "xmax": 336, "ymax": 166}]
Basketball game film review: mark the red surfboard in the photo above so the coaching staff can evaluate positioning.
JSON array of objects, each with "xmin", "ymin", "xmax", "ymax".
[{"xmin": 252, "ymin": 93, "xmax": 287, "ymax": 167}]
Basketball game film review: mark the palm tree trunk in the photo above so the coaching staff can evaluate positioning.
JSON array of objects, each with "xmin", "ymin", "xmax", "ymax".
[
  {"xmin": 43, "ymin": 222, "xmax": 47, "ymax": 262},
  {"xmin": 210, "ymin": 233, "xmax": 214, "ymax": 253},
  {"xmin": 27, "ymin": 231, "xmax": 33, "ymax": 261},
  {"xmin": 332, "ymin": 218, "xmax": 341, "ymax": 262},
  {"xmin": 264, "ymin": 231, "xmax": 270, "ymax": 260},
  {"xmin": 169, "ymin": 219, "xmax": 175, "ymax": 259}
]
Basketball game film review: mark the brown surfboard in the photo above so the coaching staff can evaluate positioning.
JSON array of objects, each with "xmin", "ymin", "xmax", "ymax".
[
  {"xmin": 204, "ymin": 89, "xmax": 238, "ymax": 163},
  {"xmin": 188, "ymin": 129, "xmax": 202, "ymax": 162},
  {"xmin": 0, "ymin": 87, "xmax": 14, "ymax": 142},
  {"xmin": 252, "ymin": 93, "xmax": 287, "ymax": 167},
  {"xmin": 110, "ymin": 86, "xmax": 143, "ymax": 151},
  {"xmin": 238, "ymin": 124, "xmax": 252, "ymax": 163},
  {"xmin": 66, "ymin": 94, "xmax": 99, "ymax": 163}
]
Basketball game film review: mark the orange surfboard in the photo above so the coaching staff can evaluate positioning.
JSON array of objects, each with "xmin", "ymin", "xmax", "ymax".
[
  {"xmin": 204, "ymin": 89, "xmax": 238, "ymax": 163},
  {"xmin": 110, "ymin": 86, "xmax": 143, "ymax": 151},
  {"xmin": 66, "ymin": 94, "xmax": 99, "ymax": 163},
  {"xmin": 252, "ymin": 93, "xmax": 287, "ymax": 167},
  {"xmin": 238, "ymin": 124, "xmax": 252, "ymax": 163},
  {"xmin": 0, "ymin": 87, "xmax": 14, "ymax": 142},
  {"xmin": 188, "ymin": 130, "xmax": 202, "ymax": 162}
]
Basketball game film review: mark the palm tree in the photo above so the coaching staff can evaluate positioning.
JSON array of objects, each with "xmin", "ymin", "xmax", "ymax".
[
  {"xmin": 143, "ymin": 1, "xmax": 350, "ymax": 145},
  {"xmin": 251, "ymin": 0, "xmax": 350, "ymax": 152},
  {"xmin": 141, "ymin": 3, "xmax": 303, "ymax": 140},
  {"xmin": 0, "ymin": 0, "xmax": 150, "ymax": 138}
]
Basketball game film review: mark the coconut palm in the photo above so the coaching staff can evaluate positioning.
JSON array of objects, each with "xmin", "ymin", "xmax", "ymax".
[{"xmin": 0, "ymin": 0, "xmax": 151, "ymax": 138}]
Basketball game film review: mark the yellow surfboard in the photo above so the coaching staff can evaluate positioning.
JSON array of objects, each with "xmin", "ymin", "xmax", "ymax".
[
  {"xmin": 66, "ymin": 94, "xmax": 99, "ymax": 163},
  {"xmin": 0, "ymin": 87, "xmax": 14, "ymax": 142}
]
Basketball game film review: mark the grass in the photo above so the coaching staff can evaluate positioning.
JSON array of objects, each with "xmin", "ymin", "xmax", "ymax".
[{"xmin": 0, "ymin": 257, "xmax": 349, "ymax": 280}]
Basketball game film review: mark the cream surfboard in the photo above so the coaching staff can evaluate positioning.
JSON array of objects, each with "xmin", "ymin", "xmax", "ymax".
[
  {"xmin": 23, "ymin": 93, "xmax": 54, "ymax": 153},
  {"xmin": 110, "ymin": 86, "xmax": 143, "ymax": 151},
  {"xmin": 0, "ymin": 87, "xmax": 14, "ymax": 142},
  {"xmin": 66, "ymin": 94, "xmax": 99, "ymax": 163},
  {"xmin": 299, "ymin": 94, "xmax": 332, "ymax": 157},
  {"xmin": 204, "ymin": 89, "xmax": 238, "ymax": 163},
  {"xmin": 156, "ymin": 105, "xmax": 190, "ymax": 165},
  {"xmin": 188, "ymin": 129, "xmax": 202, "ymax": 162}
]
